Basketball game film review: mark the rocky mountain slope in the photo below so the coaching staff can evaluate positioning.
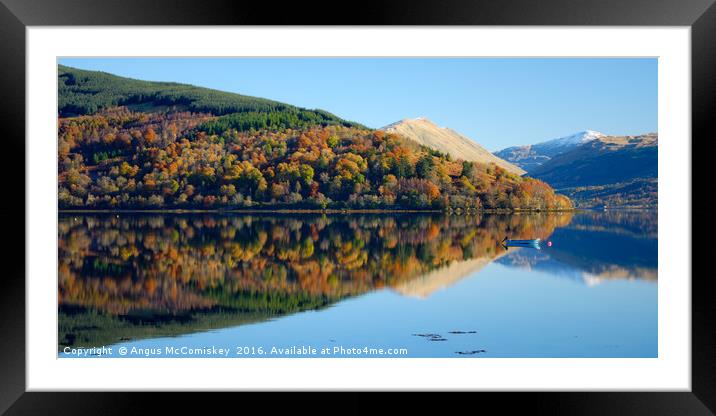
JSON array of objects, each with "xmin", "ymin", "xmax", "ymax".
[{"xmin": 382, "ymin": 118, "xmax": 526, "ymax": 175}]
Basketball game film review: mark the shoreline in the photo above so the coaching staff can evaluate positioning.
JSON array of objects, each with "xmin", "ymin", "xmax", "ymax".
[{"xmin": 58, "ymin": 208, "xmax": 578, "ymax": 214}]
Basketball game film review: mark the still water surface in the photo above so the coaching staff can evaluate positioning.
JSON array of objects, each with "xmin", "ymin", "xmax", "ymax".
[{"xmin": 59, "ymin": 211, "xmax": 657, "ymax": 358}]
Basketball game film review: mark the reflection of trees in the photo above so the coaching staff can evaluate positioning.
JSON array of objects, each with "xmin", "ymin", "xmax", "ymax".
[{"xmin": 58, "ymin": 212, "xmax": 572, "ymax": 348}]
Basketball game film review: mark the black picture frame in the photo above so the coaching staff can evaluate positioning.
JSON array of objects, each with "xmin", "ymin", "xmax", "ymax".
[{"xmin": 0, "ymin": 0, "xmax": 709, "ymax": 414}]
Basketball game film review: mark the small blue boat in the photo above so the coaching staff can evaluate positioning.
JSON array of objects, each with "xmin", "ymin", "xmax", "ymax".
[{"xmin": 502, "ymin": 237, "xmax": 541, "ymax": 249}]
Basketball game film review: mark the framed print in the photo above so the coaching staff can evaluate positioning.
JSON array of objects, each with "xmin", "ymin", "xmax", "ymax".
[{"xmin": 0, "ymin": 0, "xmax": 711, "ymax": 414}]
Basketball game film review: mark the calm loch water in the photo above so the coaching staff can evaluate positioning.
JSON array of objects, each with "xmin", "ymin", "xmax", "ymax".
[{"xmin": 59, "ymin": 211, "xmax": 657, "ymax": 358}]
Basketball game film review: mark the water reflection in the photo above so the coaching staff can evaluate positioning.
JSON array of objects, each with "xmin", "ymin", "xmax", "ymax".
[
  {"xmin": 58, "ymin": 212, "xmax": 573, "ymax": 349},
  {"xmin": 496, "ymin": 210, "xmax": 657, "ymax": 285}
]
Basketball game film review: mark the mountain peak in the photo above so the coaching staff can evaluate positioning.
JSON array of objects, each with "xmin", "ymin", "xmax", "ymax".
[
  {"xmin": 494, "ymin": 130, "xmax": 607, "ymax": 173},
  {"xmin": 381, "ymin": 118, "xmax": 526, "ymax": 175},
  {"xmin": 384, "ymin": 116, "xmax": 436, "ymax": 128},
  {"xmin": 542, "ymin": 130, "xmax": 605, "ymax": 147}
]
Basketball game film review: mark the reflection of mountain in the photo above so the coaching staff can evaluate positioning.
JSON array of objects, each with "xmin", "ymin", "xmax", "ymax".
[
  {"xmin": 58, "ymin": 213, "xmax": 571, "ymax": 349},
  {"xmin": 496, "ymin": 210, "xmax": 657, "ymax": 285},
  {"xmin": 393, "ymin": 255, "xmax": 503, "ymax": 298}
]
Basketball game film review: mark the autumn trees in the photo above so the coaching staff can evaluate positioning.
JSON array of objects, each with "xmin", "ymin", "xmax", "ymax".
[
  {"xmin": 58, "ymin": 65, "xmax": 571, "ymax": 210},
  {"xmin": 57, "ymin": 107, "xmax": 571, "ymax": 211},
  {"xmin": 57, "ymin": 64, "xmax": 573, "ymax": 211}
]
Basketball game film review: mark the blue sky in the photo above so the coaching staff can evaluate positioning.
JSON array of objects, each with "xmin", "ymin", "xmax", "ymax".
[{"xmin": 59, "ymin": 57, "xmax": 657, "ymax": 151}]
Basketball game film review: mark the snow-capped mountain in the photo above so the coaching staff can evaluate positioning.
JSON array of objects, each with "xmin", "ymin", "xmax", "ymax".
[
  {"xmin": 529, "ymin": 133, "xmax": 658, "ymax": 188},
  {"xmin": 494, "ymin": 129, "xmax": 658, "ymax": 207},
  {"xmin": 381, "ymin": 118, "xmax": 526, "ymax": 175},
  {"xmin": 494, "ymin": 130, "xmax": 605, "ymax": 173},
  {"xmin": 533, "ymin": 130, "xmax": 606, "ymax": 154}
]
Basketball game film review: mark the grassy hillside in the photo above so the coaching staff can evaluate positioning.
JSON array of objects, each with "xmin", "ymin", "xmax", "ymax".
[{"xmin": 58, "ymin": 65, "xmax": 361, "ymax": 130}]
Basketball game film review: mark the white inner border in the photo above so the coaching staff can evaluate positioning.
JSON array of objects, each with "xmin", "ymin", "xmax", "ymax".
[{"xmin": 27, "ymin": 27, "xmax": 691, "ymax": 391}]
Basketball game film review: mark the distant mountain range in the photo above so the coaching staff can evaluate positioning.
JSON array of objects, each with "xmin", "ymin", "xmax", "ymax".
[
  {"xmin": 381, "ymin": 118, "xmax": 526, "ymax": 176},
  {"xmin": 496, "ymin": 132, "xmax": 657, "ymax": 208},
  {"xmin": 529, "ymin": 133, "xmax": 657, "ymax": 187},
  {"xmin": 495, "ymin": 130, "xmax": 606, "ymax": 172}
]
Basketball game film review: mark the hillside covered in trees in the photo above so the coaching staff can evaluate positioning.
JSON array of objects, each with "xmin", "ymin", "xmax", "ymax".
[
  {"xmin": 58, "ymin": 64, "xmax": 362, "ymax": 129},
  {"xmin": 58, "ymin": 66, "xmax": 572, "ymax": 211}
]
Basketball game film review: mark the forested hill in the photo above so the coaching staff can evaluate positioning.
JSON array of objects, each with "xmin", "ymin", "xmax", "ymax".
[
  {"xmin": 57, "ymin": 66, "xmax": 572, "ymax": 211},
  {"xmin": 58, "ymin": 108, "xmax": 571, "ymax": 210},
  {"xmin": 58, "ymin": 65, "xmax": 361, "ymax": 130}
]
